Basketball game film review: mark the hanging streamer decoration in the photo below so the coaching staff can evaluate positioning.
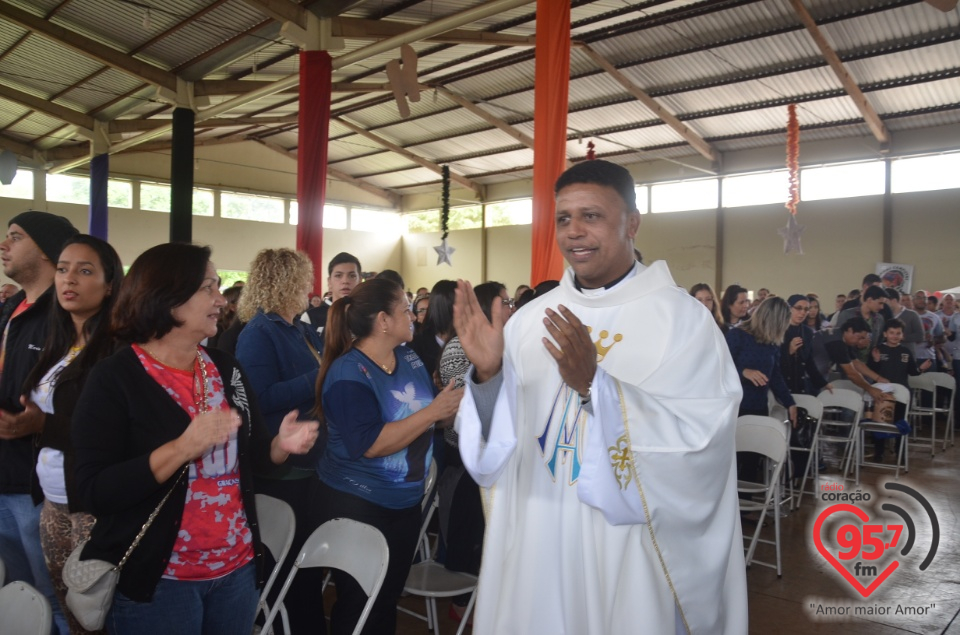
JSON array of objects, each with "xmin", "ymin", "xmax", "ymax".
[
  {"xmin": 586, "ymin": 140, "xmax": 596, "ymax": 161},
  {"xmin": 434, "ymin": 165, "xmax": 456, "ymax": 265},
  {"xmin": 779, "ymin": 104, "xmax": 804, "ymax": 254}
]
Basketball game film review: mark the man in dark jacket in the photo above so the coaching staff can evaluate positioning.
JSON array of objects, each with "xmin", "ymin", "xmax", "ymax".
[{"xmin": 0, "ymin": 210, "xmax": 77, "ymax": 634}]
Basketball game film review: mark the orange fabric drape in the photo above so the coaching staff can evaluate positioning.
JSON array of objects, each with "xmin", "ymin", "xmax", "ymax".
[
  {"xmin": 297, "ymin": 50, "xmax": 332, "ymax": 295},
  {"xmin": 530, "ymin": 0, "xmax": 571, "ymax": 286}
]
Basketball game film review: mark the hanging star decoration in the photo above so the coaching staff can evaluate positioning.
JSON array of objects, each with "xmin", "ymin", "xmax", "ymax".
[
  {"xmin": 780, "ymin": 104, "xmax": 804, "ymax": 254},
  {"xmin": 434, "ymin": 165, "xmax": 455, "ymax": 266},
  {"xmin": 778, "ymin": 214, "xmax": 805, "ymax": 255}
]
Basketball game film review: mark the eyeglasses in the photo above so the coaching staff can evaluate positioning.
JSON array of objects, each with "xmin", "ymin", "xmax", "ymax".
[
  {"xmin": 791, "ymin": 305, "xmax": 810, "ymax": 312},
  {"xmin": 502, "ymin": 298, "xmax": 515, "ymax": 309}
]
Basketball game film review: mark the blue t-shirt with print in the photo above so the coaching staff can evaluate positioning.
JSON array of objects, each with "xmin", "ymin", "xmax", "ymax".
[{"xmin": 318, "ymin": 346, "xmax": 434, "ymax": 509}]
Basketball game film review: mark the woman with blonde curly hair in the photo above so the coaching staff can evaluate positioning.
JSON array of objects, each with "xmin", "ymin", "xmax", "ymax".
[{"xmin": 234, "ymin": 247, "xmax": 327, "ymax": 635}]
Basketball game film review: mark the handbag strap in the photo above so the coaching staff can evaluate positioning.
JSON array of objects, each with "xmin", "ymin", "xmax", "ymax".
[
  {"xmin": 117, "ymin": 464, "xmax": 188, "ymax": 570},
  {"xmin": 117, "ymin": 348, "xmax": 206, "ymax": 570}
]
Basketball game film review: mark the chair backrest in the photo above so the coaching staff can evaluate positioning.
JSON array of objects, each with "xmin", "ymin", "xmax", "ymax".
[
  {"xmin": 818, "ymin": 388, "xmax": 863, "ymax": 424},
  {"xmin": 297, "ymin": 518, "xmax": 388, "ymax": 596},
  {"xmin": 255, "ymin": 494, "xmax": 296, "ymax": 569},
  {"xmin": 792, "ymin": 393, "xmax": 824, "ymax": 422},
  {"xmin": 925, "ymin": 371, "xmax": 956, "ymax": 394},
  {"xmin": 831, "ymin": 379, "xmax": 864, "ymax": 395},
  {"xmin": 887, "ymin": 383, "xmax": 911, "ymax": 406},
  {"xmin": 735, "ymin": 415, "xmax": 788, "ymax": 461},
  {"xmin": 254, "ymin": 492, "xmax": 296, "ymax": 626},
  {"xmin": 265, "ymin": 519, "xmax": 389, "ymax": 635},
  {"xmin": 0, "ymin": 581, "xmax": 52, "ymax": 635}
]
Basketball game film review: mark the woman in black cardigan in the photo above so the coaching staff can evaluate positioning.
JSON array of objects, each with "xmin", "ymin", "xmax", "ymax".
[
  {"xmin": 22, "ymin": 235, "xmax": 122, "ymax": 634},
  {"xmin": 72, "ymin": 243, "xmax": 319, "ymax": 635}
]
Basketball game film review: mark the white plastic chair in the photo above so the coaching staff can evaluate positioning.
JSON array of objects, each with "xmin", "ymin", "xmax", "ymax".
[
  {"xmin": 253, "ymin": 494, "xmax": 295, "ymax": 635},
  {"xmin": 736, "ymin": 415, "xmax": 788, "ymax": 577},
  {"xmin": 816, "ymin": 388, "xmax": 863, "ymax": 484},
  {"xmin": 858, "ymin": 384, "xmax": 911, "ymax": 479},
  {"xmin": 831, "ymin": 379, "xmax": 865, "ymax": 395},
  {"xmin": 263, "ymin": 519, "xmax": 389, "ymax": 635},
  {"xmin": 401, "ymin": 494, "xmax": 478, "ymax": 635},
  {"xmin": 909, "ymin": 372, "xmax": 955, "ymax": 455},
  {"xmin": 0, "ymin": 581, "xmax": 52, "ymax": 635},
  {"xmin": 787, "ymin": 394, "xmax": 825, "ymax": 510}
]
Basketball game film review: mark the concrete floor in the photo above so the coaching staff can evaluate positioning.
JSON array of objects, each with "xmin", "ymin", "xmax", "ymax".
[{"xmin": 334, "ymin": 424, "xmax": 960, "ymax": 635}]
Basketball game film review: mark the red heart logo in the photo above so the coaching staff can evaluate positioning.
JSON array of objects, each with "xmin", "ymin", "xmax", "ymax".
[{"xmin": 813, "ymin": 503, "xmax": 899, "ymax": 598}]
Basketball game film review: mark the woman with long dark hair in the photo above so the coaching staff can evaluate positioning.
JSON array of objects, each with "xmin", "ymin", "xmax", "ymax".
[
  {"xmin": 804, "ymin": 295, "xmax": 826, "ymax": 331},
  {"xmin": 411, "ymin": 280, "xmax": 456, "ymax": 377},
  {"xmin": 22, "ymin": 235, "xmax": 122, "ymax": 634},
  {"xmin": 720, "ymin": 284, "xmax": 750, "ymax": 332},
  {"xmin": 71, "ymin": 243, "xmax": 318, "ymax": 635},
  {"xmin": 314, "ymin": 278, "xmax": 462, "ymax": 635}
]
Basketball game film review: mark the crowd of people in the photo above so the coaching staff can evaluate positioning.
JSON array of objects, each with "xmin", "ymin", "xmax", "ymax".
[
  {"xmin": 1, "ymin": 163, "xmax": 956, "ymax": 635},
  {"xmin": 693, "ymin": 274, "xmax": 959, "ymax": 466}
]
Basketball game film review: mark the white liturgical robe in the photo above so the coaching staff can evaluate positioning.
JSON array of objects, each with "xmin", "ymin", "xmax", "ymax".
[{"xmin": 456, "ymin": 260, "xmax": 748, "ymax": 634}]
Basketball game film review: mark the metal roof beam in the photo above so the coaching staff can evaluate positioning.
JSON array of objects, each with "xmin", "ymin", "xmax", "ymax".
[
  {"xmin": 110, "ymin": 115, "xmax": 300, "ymax": 133},
  {"xmin": 253, "ymin": 137, "xmax": 400, "ymax": 206},
  {"xmin": 789, "ymin": 0, "xmax": 889, "ymax": 147},
  {"xmin": 48, "ymin": 0, "xmax": 532, "ymax": 175},
  {"xmin": 432, "ymin": 86, "xmax": 534, "ymax": 148},
  {"xmin": 0, "ymin": 132, "xmax": 43, "ymax": 163},
  {"xmin": 0, "ymin": 83, "xmax": 94, "ymax": 130},
  {"xmin": 576, "ymin": 43, "xmax": 717, "ymax": 163},
  {"xmin": 196, "ymin": 80, "xmax": 390, "ymax": 96},
  {"xmin": 0, "ymin": 1, "xmax": 178, "ymax": 92},
  {"xmin": 332, "ymin": 18, "xmax": 536, "ymax": 47},
  {"xmin": 241, "ymin": 0, "xmax": 307, "ymax": 27},
  {"xmin": 335, "ymin": 117, "xmax": 481, "ymax": 196}
]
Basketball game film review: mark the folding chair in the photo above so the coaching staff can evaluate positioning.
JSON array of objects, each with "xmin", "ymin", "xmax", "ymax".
[
  {"xmin": 737, "ymin": 415, "xmax": 788, "ymax": 577},
  {"xmin": 909, "ymin": 372, "xmax": 955, "ymax": 456},
  {"xmin": 254, "ymin": 494, "xmax": 295, "ymax": 635},
  {"xmin": 830, "ymin": 379, "xmax": 864, "ymax": 395},
  {"xmin": 858, "ymin": 384, "xmax": 911, "ymax": 479},
  {"xmin": 263, "ymin": 519, "xmax": 389, "ymax": 635},
  {"xmin": 402, "ymin": 491, "xmax": 478, "ymax": 635},
  {"xmin": 816, "ymin": 389, "xmax": 863, "ymax": 484},
  {"xmin": 0, "ymin": 581, "xmax": 52, "ymax": 635},
  {"xmin": 788, "ymin": 393, "xmax": 824, "ymax": 510}
]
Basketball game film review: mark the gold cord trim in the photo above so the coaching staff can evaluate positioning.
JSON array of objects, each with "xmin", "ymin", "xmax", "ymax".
[{"xmin": 614, "ymin": 379, "xmax": 692, "ymax": 635}]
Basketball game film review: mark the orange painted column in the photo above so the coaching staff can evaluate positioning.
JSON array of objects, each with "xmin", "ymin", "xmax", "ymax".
[{"xmin": 530, "ymin": 0, "xmax": 571, "ymax": 285}]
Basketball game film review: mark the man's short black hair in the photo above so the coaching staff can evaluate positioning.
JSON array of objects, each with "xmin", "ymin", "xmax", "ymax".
[
  {"xmin": 885, "ymin": 288, "xmax": 900, "ymax": 301},
  {"xmin": 862, "ymin": 273, "xmax": 882, "ymax": 286},
  {"xmin": 554, "ymin": 160, "xmax": 637, "ymax": 212},
  {"xmin": 328, "ymin": 252, "xmax": 361, "ymax": 276},
  {"xmin": 841, "ymin": 316, "xmax": 871, "ymax": 334},
  {"xmin": 376, "ymin": 269, "xmax": 404, "ymax": 289},
  {"xmin": 863, "ymin": 286, "xmax": 886, "ymax": 301}
]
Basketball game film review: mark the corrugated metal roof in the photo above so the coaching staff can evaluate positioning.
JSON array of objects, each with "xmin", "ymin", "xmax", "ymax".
[{"xmin": 0, "ymin": 0, "xmax": 957, "ymax": 199}]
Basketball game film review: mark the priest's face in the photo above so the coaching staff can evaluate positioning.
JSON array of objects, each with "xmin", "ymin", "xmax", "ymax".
[{"xmin": 555, "ymin": 183, "xmax": 640, "ymax": 288}]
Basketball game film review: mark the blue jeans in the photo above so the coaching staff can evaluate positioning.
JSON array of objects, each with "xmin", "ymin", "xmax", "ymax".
[
  {"xmin": 0, "ymin": 494, "xmax": 68, "ymax": 635},
  {"xmin": 108, "ymin": 561, "xmax": 259, "ymax": 635}
]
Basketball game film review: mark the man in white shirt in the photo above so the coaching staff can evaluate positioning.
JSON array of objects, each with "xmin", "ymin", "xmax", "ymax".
[{"xmin": 453, "ymin": 160, "xmax": 747, "ymax": 634}]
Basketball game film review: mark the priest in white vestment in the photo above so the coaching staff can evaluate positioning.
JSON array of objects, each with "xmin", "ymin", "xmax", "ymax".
[{"xmin": 453, "ymin": 160, "xmax": 748, "ymax": 635}]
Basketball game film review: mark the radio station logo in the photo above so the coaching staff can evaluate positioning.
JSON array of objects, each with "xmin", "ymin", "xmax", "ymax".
[{"xmin": 813, "ymin": 481, "xmax": 939, "ymax": 599}]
